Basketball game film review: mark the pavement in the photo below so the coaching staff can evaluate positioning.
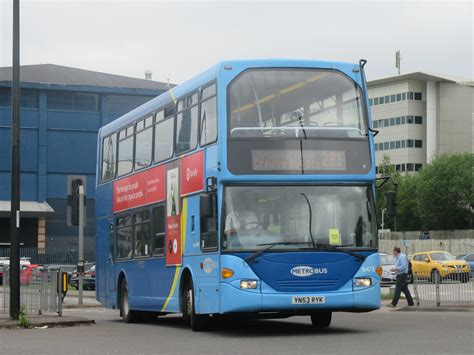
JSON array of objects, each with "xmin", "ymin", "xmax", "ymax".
[
  {"xmin": 0, "ymin": 307, "xmax": 472, "ymax": 354},
  {"xmin": 0, "ymin": 313, "xmax": 94, "ymax": 329}
]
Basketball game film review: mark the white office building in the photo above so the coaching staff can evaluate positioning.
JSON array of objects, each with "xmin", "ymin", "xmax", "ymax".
[{"xmin": 367, "ymin": 72, "xmax": 473, "ymax": 174}]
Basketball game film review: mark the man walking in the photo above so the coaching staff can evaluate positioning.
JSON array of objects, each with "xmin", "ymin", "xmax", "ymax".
[{"xmin": 388, "ymin": 247, "xmax": 414, "ymax": 308}]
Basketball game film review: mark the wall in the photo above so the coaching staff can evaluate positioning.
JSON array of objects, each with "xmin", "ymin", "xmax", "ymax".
[
  {"xmin": 379, "ymin": 230, "xmax": 474, "ymax": 256},
  {"xmin": 437, "ymin": 83, "xmax": 473, "ymax": 155}
]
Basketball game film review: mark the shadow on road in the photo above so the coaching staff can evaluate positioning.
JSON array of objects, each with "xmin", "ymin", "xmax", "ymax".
[{"xmin": 116, "ymin": 315, "xmax": 367, "ymax": 337}]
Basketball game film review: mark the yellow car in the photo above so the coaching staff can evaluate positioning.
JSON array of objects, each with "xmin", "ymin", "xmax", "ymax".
[{"xmin": 411, "ymin": 251, "xmax": 470, "ymax": 283}]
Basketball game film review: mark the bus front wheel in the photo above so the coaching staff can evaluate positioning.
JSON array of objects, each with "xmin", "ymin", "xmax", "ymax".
[
  {"xmin": 182, "ymin": 279, "xmax": 208, "ymax": 331},
  {"xmin": 120, "ymin": 280, "xmax": 139, "ymax": 323},
  {"xmin": 310, "ymin": 312, "xmax": 332, "ymax": 328}
]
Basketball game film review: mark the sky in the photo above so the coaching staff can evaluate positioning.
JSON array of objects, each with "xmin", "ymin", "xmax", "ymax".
[{"xmin": 0, "ymin": 0, "xmax": 472, "ymax": 84}]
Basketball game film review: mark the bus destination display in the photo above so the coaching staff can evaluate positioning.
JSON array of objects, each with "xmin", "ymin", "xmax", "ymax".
[{"xmin": 251, "ymin": 149, "xmax": 347, "ymax": 171}]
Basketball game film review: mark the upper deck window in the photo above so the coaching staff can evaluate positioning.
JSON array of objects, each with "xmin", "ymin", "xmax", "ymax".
[
  {"xmin": 200, "ymin": 83, "xmax": 217, "ymax": 146},
  {"xmin": 175, "ymin": 92, "xmax": 199, "ymax": 155},
  {"xmin": 228, "ymin": 69, "xmax": 367, "ymax": 139},
  {"xmin": 134, "ymin": 115, "xmax": 153, "ymax": 170},
  {"xmin": 117, "ymin": 126, "xmax": 134, "ymax": 177},
  {"xmin": 101, "ymin": 133, "xmax": 117, "ymax": 181}
]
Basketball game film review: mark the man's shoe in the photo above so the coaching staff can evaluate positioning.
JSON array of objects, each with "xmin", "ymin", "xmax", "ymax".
[
  {"xmin": 386, "ymin": 304, "xmax": 396, "ymax": 308},
  {"xmin": 408, "ymin": 304, "xmax": 415, "ymax": 307}
]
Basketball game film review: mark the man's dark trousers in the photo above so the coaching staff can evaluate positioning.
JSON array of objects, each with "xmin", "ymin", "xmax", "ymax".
[{"xmin": 391, "ymin": 273, "xmax": 414, "ymax": 306}]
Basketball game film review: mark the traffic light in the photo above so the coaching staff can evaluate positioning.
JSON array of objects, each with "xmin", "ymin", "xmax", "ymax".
[{"xmin": 67, "ymin": 178, "xmax": 85, "ymax": 226}]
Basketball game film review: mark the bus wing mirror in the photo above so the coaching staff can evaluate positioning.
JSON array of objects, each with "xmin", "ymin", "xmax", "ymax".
[
  {"xmin": 387, "ymin": 191, "xmax": 397, "ymax": 217},
  {"xmin": 200, "ymin": 193, "xmax": 213, "ymax": 219}
]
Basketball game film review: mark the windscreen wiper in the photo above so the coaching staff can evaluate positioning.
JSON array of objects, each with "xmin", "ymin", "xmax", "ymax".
[
  {"xmin": 245, "ymin": 242, "xmax": 313, "ymax": 264},
  {"xmin": 313, "ymin": 243, "xmax": 366, "ymax": 261}
]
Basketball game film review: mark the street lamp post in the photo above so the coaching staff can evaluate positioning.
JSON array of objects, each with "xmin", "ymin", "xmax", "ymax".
[{"xmin": 381, "ymin": 208, "xmax": 387, "ymax": 232}]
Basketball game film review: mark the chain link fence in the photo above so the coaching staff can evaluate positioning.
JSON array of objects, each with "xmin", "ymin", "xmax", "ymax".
[{"xmin": 413, "ymin": 270, "xmax": 473, "ymax": 306}]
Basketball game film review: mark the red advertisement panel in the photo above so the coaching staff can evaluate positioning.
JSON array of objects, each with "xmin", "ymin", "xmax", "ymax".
[
  {"xmin": 113, "ymin": 165, "xmax": 165, "ymax": 212},
  {"xmin": 180, "ymin": 150, "xmax": 204, "ymax": 196},
  {"xmin": 166, "ymin": 162, "xmax": 182, "ymax": 266}
]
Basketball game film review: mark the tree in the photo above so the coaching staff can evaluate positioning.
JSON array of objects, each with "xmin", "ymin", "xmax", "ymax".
[
  {"xmin": 396, "ymin": 174, "xmax": 422, "ymax": 231},
  {"xmin": 416, "ymin": 153, "xmax": 473, "ymax": 230},
  {"xmin": 375, "ymin": 154, "xmax": 398, "ymax": 230}
]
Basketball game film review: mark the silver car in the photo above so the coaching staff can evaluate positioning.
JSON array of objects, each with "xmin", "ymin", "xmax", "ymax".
[{"xmin": 380, "ymin": 253, "xmax": 397, "ymax": 285}]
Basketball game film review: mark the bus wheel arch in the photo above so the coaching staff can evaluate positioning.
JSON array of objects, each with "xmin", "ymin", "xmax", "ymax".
[
  {"xmin": 179, "ymin": 268, "xmax": 192, "ymax": 315},
  {"xmin": 117, "ymin": 271, "xmax": 126, "ymax": 315}
]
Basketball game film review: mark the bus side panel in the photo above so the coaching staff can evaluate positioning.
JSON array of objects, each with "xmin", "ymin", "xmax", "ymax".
[{"xmin": 182, "ymin": 195, "xmax": 220, "ymax": 314}]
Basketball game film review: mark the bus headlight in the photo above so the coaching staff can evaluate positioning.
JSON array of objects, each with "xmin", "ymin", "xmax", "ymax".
[
  {"xmin": 354, "ymin": 278, "xmax": 372, "ymax": 287},
  {"xmin": 240, "ymin": 280, "xmax": 257, "ymax": 289}
]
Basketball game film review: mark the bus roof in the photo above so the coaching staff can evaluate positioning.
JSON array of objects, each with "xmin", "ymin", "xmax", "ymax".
[{"xmin": 99, "ymin": 58, "xmax": 362, "ymax": 138}]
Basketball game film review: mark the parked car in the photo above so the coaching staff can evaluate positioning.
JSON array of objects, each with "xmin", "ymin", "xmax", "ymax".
[
  {"xmin": 70, "ymin": 264, "xmax": 96, "ymax": 290},
  {"xmin": 379, "ymin": 253, "xmax": 397, "ymax": 285},
  {"xmin": 19, "ymin": 264, "xmax": 40, "ymax": 285},
  {"xmin": 456, "ymin": 253, "xmax": 474, "ymax": 278},
  {"xmin": 411, "ymin": 251, "xmax": 470, "ymax": 283}
]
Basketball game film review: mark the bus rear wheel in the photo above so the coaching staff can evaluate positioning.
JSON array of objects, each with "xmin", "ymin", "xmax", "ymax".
[
  {"xmin": 182, "ymin": 279, "xmax": 208, "ymax": 331},
  {"xmin": 310, "ymin": 312, "xmax": 332, "ymax": 328},
  {"xmin": 120, "ymin": 280, "xmax": 139, "ymax": 323}
]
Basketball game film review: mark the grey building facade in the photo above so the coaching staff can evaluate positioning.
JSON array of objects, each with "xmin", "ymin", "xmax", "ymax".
[{"xmin": 368, "ymin": 72, "xmax": 473, "ymax": 174}]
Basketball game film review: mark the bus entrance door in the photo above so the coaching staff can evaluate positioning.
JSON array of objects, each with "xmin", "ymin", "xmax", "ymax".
[{"xmin": 106, "ymin": 220, "xmax": 116, "ymax": 295}]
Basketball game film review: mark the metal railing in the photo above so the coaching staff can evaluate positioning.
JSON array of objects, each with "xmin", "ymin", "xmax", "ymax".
[
  {"xmin": 1, "ymin": 267, "xmax": 64, "ymax": 316},
  {"xmin": 0, "ymin": 247, "xmax": 95, "ymax": 265},
  {"xmin": 413, "ymin": 270, "xmax": 473, "ymax": 306}
]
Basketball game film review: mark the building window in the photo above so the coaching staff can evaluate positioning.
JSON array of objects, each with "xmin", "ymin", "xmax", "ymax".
[
  {"xmin": 401, "ymin": 140, "xmax": 406, "ymax": 148},
  {"xmin": 134, "ymin": 210, "xmax": 151, "ymax": 258},
  {"xmin": 383, "ymin": 119, "xmax": 389, "ymax": 127},
  {"xmin": 134, "ymin": 115, "xmax": 153, "ymax": 170},
  {"xmin": 374, "ymin": 97, "xmax": 379, "ymax": 105},
  {"xmin": 415, "ymin": 164, "xmax": 423, "ymax": 172},
  {"xmin": 395, "ymin": 164, "xmax": 401, "ymax": 172},
  {"xmin": 401, "ymin": 116, "xmax": 406, "ymax": 124},
  {"xmin": 152, "ymin": 205, "xmax": 166, "ymax": 256},
  {"xmin": 384, "ymin": 95, "xmax": 390, "ymax": 103},
  {"xmin": 396, "ymin": 140, "xmax": 401, "ymax": 149},
  {"xmin": 0, "ymin": 88, "xmax": 39, "ymax": 109},
  {"xmin": 407, "ymin": 139, "xmax": 414, "ymax": 148},
  {"xmin": 373, "ymin": 120, "xmax": 378, "ymax": 128},
  {"xmin": 48, "ymin": 91, "xmax": 98, "ymax": 112},
  {"xmin": 395, "ymin": 116, "xmax": 401, "ymax": 125},
  {"xmin": 369, "ymin": 98, "xmax": 373, "ymax": 106},
  {"xmin": 176, "ymin": 92, "xmax": 199, "ymax": 155},
  {"xmin": 117, "ymin": 214, "xmax": 132, "ymax": 259},
  {"xmin": 154, "ymin": 106, "xmax": 174, "ymax": 163},
  {"xmin": 389, "ymin": 141, "xmax": 395, "ymax": 149},
  {"xmin": 101, "ymin": 134, "xmax": 117, "ymax": 181},
  {"xmin": 200, "ymin": 83, "xmax": 217, "ymax": 146},
  {"xmin": 406, "ymin": 115, "xmax": 414, "ymax": 124},
  {"xmin": 384, "ymin": 142, "xmax": 389, "ymax": 150},
  {"xmin": 415, "ymin": 140, "xmax": 423, "ymax": 148},
  {"xmin": 379, "ymin": 96, "xmax": 384, "ymax": 105},
  {"xmin": 375, "ymin": 166, "xmax": 378, "ymax": 174},
  {"xmin": 390, "ymin": 94, "xmax": 396, "ymax": 103},
  {"xmin": 414, "ymin": 92, "xmax": 422, "ymax": 100},
  {"xmin": 401, "ymin": 164, "xmax": 406, "ymax": 172},
  {"xmin": 396, "ymin": 93, "xmax": 402, "ymax": 101},
  {"xmin": 117, "ymin": 126, "xmax": 134, "ymax": 176},
  {"xmin": 378, "ymin": 143, "xmax": 384, "ymax": 151},
  {"xmin": 415, "ymin": 116, "xmax": 423, "ymax": 124},
  {"xmin": 407, "ymin": 92, "xmax": 414, "ymax": 100},
  {"xmin": 407, "ymin": 163, "xmax": 414, "ymax": 171},
  {"xmin": 108, "ymin": 95, "xmax": 153, "ymax": 114},
  {"xmin": 402, "ymin": 92, "xmax": 406, "ymax": 101},
  {"xmin": 389, "ymin": 118, "xmax": 395, "ymax": 126}
]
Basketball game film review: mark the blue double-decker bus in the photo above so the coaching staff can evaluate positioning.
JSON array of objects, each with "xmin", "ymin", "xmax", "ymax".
[{"xmin": 96, "ymin": 59, "xmax": 383, "ymax": 331}]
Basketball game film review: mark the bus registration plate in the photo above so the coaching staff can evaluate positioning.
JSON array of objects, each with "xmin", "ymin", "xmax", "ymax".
[{"xmin": 292, "ymin": 296, "xmax": 326, "ymax": 304}]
